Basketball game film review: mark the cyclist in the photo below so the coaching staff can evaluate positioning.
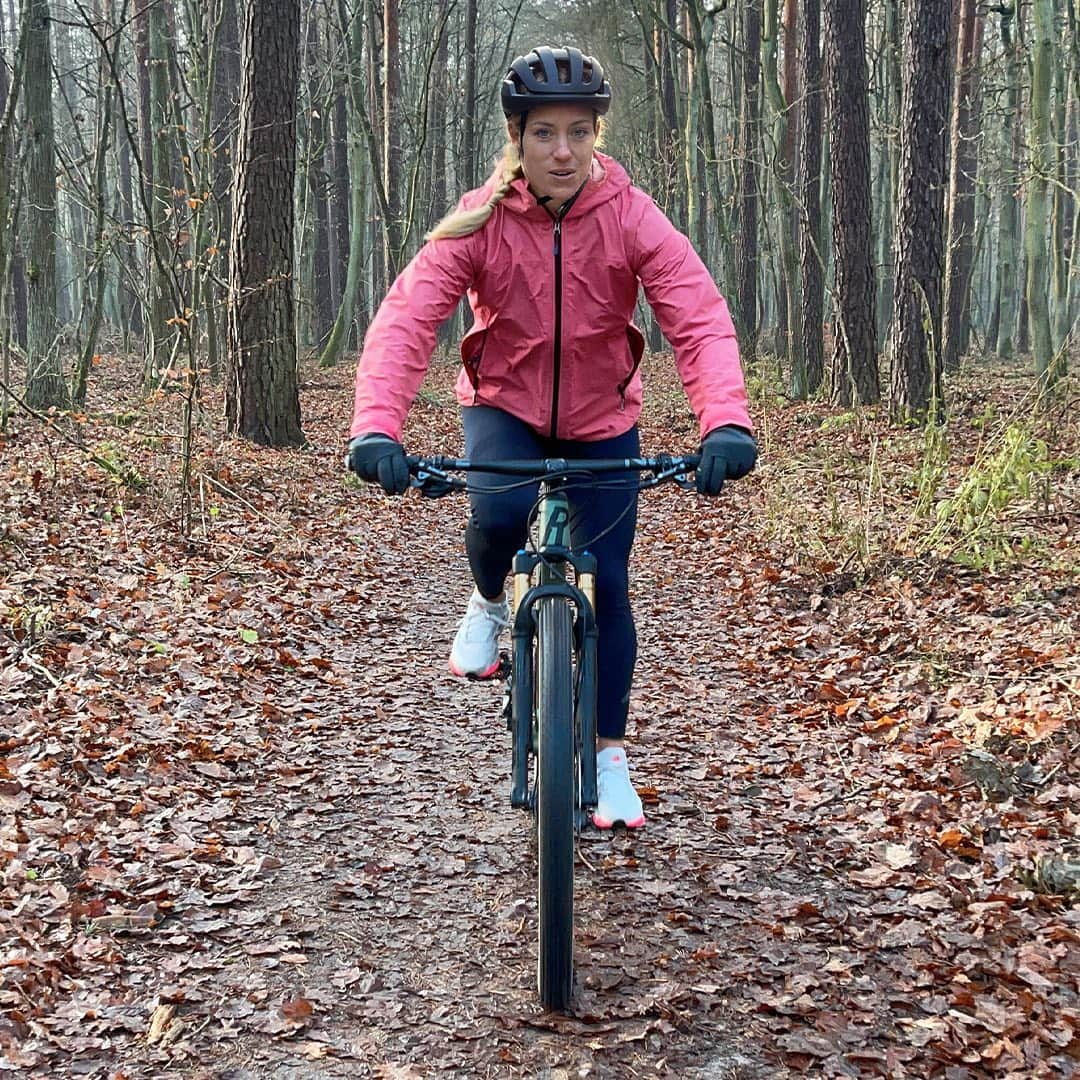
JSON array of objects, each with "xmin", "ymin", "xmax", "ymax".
[{"xmin": 347, "ymin": 46, "xmax": 756, "ymax": 829}]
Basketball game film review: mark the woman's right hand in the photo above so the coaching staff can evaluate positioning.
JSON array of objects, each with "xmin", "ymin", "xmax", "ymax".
[{"xmin": 347, "ymin": 434, "xmax": 410, "ymax": 495}]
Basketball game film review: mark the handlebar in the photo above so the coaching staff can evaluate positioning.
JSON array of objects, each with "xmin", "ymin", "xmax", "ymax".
[{"xmin": 405, "ymin": 454, "xmax": 700, "ymax": 498}]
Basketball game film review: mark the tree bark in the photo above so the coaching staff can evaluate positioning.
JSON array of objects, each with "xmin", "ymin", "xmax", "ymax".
[
  {"xmin": 764, "ymin": 0, "xmax": 804, "ymax": 394},
  {"xmin": 463, "ymin": 0, "xmax": 477, "ymax": 191},
  {"xmin": 382, "ymin": 0, "xmax": 403, "ymax": 280},
  {"xmin": 24, "ymin": 0, "xmax": 66, "ymax": 410},
  {"xmin": 318, "ymin": 0, "xmax": 367, "ymax": 369},
  {"xmin": 208, "ymin": 0, "xmax": 239, "ymax": 379},
  {"xmin": 888, "ymin": 0, "xmax": 953, "ymax": 422},
  {"xmin": 306, "ymin": 12, "xmax": 332, "ymax": 348},
  {"xmin": 736, "ymin": 0, "xmax": 762, "ymax": 364},
  {"xmin": 73, "ymin": 0, "xmax": 122, "ymax": 406},
  {"xmin": 658, "ymin": 0, "xmax": 684, "ymax": 227},
  {"xmin": 429, "ymin": 0, "xmax": 449, "ymax": 229},
  {"xmin": 1025, "ymin": 0, "xmax": 1058, "ymax": 386},
  {"xmin": 875, "ymin": 0, "xmax": 901, "ymax": 349},
  {"xmin": 226, "ymin": 0, "xmax": 304, "ymax": 446},
  {"xmin": 824, "ymin": 0, "xmax": 878, "ymax": 404},
  {"xmin": 799, "ymin": 0, "xmax": 825, "ymax": 395},
  {"xmin": 1049, "ymin": 21, "xmax": 1072, "ymax": 356},
  {"xmin": 993, "ymin": 3, "xmax": 1020, "ymax": 359},
  {"xmin": 144, "ymin": 0, "xmax": 177, "ymax": 381},
  {"xmin": 942, "ymin": 0, "xmax": 982, "ymax": 372},
  {"xmin": 327, "ymin": 84, "xmax": 350, "ymax": 324}
]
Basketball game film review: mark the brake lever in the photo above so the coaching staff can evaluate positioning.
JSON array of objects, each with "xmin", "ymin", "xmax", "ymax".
[
  {"xmin": 410, "ymin": 466, "xmax": 461, "ymax": 499},
  {"xmin": 640, "ymin": 464, "xmax": 696, "ymax": 490}
]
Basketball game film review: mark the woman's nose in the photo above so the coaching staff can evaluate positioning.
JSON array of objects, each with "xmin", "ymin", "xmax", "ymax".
[{"xmin": 552, "ymin": 136, "xmax": 573, "ymax": 159}]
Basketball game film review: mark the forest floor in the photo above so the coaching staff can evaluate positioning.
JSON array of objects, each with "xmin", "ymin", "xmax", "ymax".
[{"xmin": 1, "ymin": 349, "xmax": 1079, "ymax": 1079}]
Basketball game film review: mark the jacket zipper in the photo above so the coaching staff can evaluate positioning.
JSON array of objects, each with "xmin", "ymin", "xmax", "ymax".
[
  {"xmin": 550, "ymin": 217, "xmax": 563, "ymax": 439},
  {"xmin": 540, "ymin": 177, "xmax": 587, "ymax": 440}
]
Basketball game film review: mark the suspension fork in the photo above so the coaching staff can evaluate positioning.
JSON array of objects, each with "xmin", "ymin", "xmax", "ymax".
[{"xmin": 509, "ymin": 484, "xmax": 599, "ymax": 811}]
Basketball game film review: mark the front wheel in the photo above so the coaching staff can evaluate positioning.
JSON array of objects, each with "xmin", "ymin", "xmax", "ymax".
[{"xmin": 534, "ymin": 596, "xmax": 576, "ymax": 1011}]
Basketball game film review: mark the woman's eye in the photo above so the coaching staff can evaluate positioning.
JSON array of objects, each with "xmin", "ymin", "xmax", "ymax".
[
  {"xmin": 572, "ymin": 129, "xmax": 589, "ymax": 139},
  {"xmin": 534, "ymin": 129, "xmax": 551, "ymax": 140}
]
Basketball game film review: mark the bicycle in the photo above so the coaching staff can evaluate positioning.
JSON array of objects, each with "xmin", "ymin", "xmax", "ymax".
[{"xmin": 406, "ymin": 451, "xmax": 699, "ymax": 1011}]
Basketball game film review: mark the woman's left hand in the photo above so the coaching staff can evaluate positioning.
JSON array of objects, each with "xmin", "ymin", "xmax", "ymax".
[{"xmin": 696, "ymin": 426, "xmax": 758, "ymax": 495}]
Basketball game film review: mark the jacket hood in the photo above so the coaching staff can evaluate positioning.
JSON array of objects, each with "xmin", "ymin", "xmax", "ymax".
[{"xmin": 475, "ymin": 150, "xmax": 630, "ymax": 218}]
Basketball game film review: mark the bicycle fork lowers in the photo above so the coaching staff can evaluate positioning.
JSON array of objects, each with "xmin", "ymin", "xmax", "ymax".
[{"xmin": 508, "ymin": 485, "xmax": 599, "ymax": 825}]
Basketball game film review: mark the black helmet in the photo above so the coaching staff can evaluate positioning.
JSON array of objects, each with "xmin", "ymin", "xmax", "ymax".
[{"xmin": 501, "ymin": 46, "xmax": 612, "ymax": 118}]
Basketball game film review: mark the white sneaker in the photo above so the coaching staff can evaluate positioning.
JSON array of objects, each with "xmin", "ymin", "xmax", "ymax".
[
  {"xmin": 592, "ymin": 747, "xmax": 645, "ymax": 829},
  {"xmin": 449, "ymin": 589, "xmax": 510, "ymax": 678}
]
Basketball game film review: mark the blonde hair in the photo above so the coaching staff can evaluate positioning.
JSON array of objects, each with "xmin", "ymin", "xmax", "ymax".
[
  {"xmin": 426, "ymin": 140, "xmax": 524, "ymax": 241},
  {"xmin": 426, "ymin": 116, "xmax": 604, "ymax": 242}
]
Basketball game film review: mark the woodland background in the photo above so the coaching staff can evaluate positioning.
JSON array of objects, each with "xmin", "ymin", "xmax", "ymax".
[
  {"xmin": 1, "ymin": 0, "xmax": 1079, "ymax": 1077},
  {"xmin": 0, "ymin": 0, "xmax": 1077, "ymax": 441}
]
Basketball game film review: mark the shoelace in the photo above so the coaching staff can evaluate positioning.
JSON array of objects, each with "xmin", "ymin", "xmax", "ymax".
[{"xmin": 462, "ymin": 604, "xmax": 507, "ymax": 641}]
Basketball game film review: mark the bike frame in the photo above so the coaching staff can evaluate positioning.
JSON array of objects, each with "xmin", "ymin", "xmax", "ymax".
[
  {"xmin": 407, "ymin": 453, "xmax": 699, "ymax": 822},
  {"xmin": 405, "ymin": 452, "xmax": 698, "ymax": 1010}
]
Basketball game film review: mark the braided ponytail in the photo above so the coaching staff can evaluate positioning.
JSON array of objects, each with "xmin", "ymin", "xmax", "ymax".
[{"xmin": 426, "ymin": 141, "xmax": 523, "ymax": 242}]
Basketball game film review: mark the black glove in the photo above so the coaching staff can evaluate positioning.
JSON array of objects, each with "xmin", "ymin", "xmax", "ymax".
[
  {"xmin": 696, "ymin": 425, "xmax": 758, "ymax": 496},
  {"xmin": 346, "ymin": 434, "xmax": 409, "ymax": 495}
]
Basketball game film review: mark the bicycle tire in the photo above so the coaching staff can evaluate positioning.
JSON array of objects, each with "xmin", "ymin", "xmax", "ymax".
[{"xmin": 534, "ymin": 595, "xmax": 576, "ymax": 1011}]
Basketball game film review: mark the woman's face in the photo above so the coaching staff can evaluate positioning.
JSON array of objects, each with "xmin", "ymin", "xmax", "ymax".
[{"xmin": 512, "ymin": 104, "xmax": 597, "ymax": 208}]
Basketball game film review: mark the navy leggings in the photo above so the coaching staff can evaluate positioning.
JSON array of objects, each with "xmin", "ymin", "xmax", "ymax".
[{"xmin": 462, "ymin": 406, "xmax": 640, "ymax": 741}]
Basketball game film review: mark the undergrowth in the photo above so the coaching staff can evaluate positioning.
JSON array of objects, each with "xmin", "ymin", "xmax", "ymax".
[{"xmin": 756, "ymin": 358, "xmax": 1079, "ymax": 579}]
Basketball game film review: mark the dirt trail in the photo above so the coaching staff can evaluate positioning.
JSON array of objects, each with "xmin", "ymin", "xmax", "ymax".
[
  {"xmin": 5, "ymin": 357, "xmax": 1077, "ymax": 1078},
  {"xmin": 186, "ymin": 482, "xmax": 782, "ymax": 1078}
]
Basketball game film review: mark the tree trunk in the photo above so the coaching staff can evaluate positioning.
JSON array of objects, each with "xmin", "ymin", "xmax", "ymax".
[
  {"xmin": 463, "ymin": 0, "xmax": 477, "ymax": 191},
  {"xmin": 327, "ymin": 84, "xmax": 350, "ymax": 324},
  {"xmin": 1026, "ymin": 0, "xmax": 1057, "ymax": 387},
  {"xmin": 876, "ymin": 0, "xmax": 901, "ymax": 349},
  {"xmin": 888, "ymin": 0, "xmax": 953, "ymax": 422},
  {"xmin": 24, "ymin": 0, "xmax": 66, "ymax": 410},
  {"xmin": 73, "ymin": 0, "xmax": 121, "ymax": 406},
  {"xmin": 115, "ymin": 107, "xmax": 141, "ymax": 345},
  {"xmin": 319, "ymin": 0, "xmax": 367, "ymax": 369},
  {"xmin": 3, "ymin": 0, "xmax": 28, "ymax": 356},
  {"xmin": 800, "ymin": 0, "xmax": 825, "ymax": 394},
  {"xmin": 687, "ymin": 2, "xmax": 729, "ymax": 277},
  {"xmin": 736, "ymin": 0, "xmax": 762, "ymax": 364},
  {"xmin": 764, "ymin": 0, "xmax": 804, "ymax": 394},
  {"xmin": 207, "ymin": 0, "xmax": 239, "ymax": 380},
  {"xmin": 0, "ymin": 0, "xmax": 26, "ymax": 424},
  {"xmin": 993, "ymin": 3, "xmax": 1020, "ymax": 359},
  {"xmin": 1049, "ymin": 25, "xmax": 1071, "ymax": 356},
  {"xmin": 306, "ymin": 13, "xmax": 332, "ymax": 349},
  {"xmin": 382, "ymin": 0, "xmax": 403, "ymax": 280},
  {"xmin": 144, "ymin": 0, "xmax": 177, "ymax": 382},
  {"xmin": 364, "ymin": 0, "xmax": 384, "ymax": 297},
  {"xmin": 429, "ymin": 0, "xmax": 449, "ymax": 229},
  {"xmin": 942, "ymin": 0, "xmax": 982, "ymax": 372},
  {"xmin": 226, "ymin": 0, "xmax": 304, "ymax": 446},
  {"xmin": 824, "ymin": 0, "xmax": 878, "ymax": 404},
  {"xmin": 658, "ymin": 0, "xmax": 684, "ymax": 227}
]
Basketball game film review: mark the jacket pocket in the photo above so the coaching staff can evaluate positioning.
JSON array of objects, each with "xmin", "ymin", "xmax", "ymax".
[
  {"xmin": 460, "ymin": 327, "xmax": 488, "ymax": 397},
  {"xmin": 617, "ymin": 324, "xmax": 646, "ymax": 409}
]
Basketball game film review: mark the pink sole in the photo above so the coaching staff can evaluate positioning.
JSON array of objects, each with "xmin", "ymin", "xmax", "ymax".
[
  {"xmin": 448, "ymin": 659, "xmax": 501, "ymax": 679},
  {"xmin": 592, "ymin": 814, "xmax": 646, "ymax": 830}
]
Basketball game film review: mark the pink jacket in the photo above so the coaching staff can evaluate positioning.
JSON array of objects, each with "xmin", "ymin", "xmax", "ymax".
[{"xmin": 350, "ymin": 152, "xmax": 752, "ymax": 443}]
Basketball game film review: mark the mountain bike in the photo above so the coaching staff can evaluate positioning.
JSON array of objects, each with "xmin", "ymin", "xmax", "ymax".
[{"xmin": 407, "ymin": 452, "xmax": 699, "ymax": 1011}]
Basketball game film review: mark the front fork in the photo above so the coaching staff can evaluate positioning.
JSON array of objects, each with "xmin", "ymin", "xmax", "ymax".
[{"xmin": 507, "ymin": 551, "xmax": 599, "ymax": 815}]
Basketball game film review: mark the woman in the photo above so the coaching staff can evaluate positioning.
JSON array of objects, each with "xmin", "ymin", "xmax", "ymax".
[{"xmin": 348, "ymin": 46, "xmax": 756, "ymax": 829}]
